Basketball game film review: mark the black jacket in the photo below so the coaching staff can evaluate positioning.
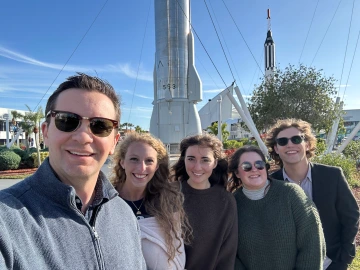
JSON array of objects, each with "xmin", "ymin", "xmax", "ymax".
[{"xmin": 271, "ymin": 163, "xmax": 359, "ymax": 264}]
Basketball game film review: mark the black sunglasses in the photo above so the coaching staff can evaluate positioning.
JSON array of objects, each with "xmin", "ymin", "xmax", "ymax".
[
  {"xmin": 240, "ymin": 160, "xmax": 266, "ymax": 172},
  {"xmin": 276, "ymin": 135, "xmax": 305, "ymax": 146},
  {"xmin": 46, "ymin": 110, "xmax": 118, "ymax": 137}
]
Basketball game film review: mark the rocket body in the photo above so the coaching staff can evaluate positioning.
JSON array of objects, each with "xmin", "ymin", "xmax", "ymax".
[{"xmin": 150, "ymin": 0, "xmax": 202, "ymax": 150}]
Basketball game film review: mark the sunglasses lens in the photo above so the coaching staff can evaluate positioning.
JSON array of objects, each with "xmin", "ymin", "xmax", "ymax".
[
  {"xmin": 276, "ymin": 137, "xmax": 288, "ymax": 146},
  {"xmin": 291, "ymin": 135, "xmax": 303, "ymax": 144},
  {"xmin": 254, "ymin": 160, "xmax": 266, "ymax": 170},
  {"xmin": 241, "ymin": 162, "xmax": 252, "ymax": 172},
  {"xmin": 55, "ymin": 112, "xmax": 80, "ymax": 132},
  {"xmin": 90, "ymin": 118, "xmax": 114, "ymax": 137}
]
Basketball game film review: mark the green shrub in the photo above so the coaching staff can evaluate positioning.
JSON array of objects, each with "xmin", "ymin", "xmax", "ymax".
[
  {"xmin": 12, "ymin": 148, "xmax": 27, "ymax": 160},
  {"xmin": 312, "ymin": 154, "xmax": 360, "ymax": 188},
  {"xmin": 343, "ymin": 141, "xmax": 360, "ymax": 161},
  {"xmin": 223, "ymin": 140, "xmax": 244, "ymax": 149},
  {"xmin": 315, "ymin": 138, "xmax": 326, "ymax": 156},
  {"xmin": 31, "ymin": 151, "xmax": 49, "ymax": 167},
  {"xmin": 0, "ymin": 151, "xmax": 21, "ymax": 171}
]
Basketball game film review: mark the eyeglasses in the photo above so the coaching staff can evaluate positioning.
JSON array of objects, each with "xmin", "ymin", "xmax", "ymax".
[
  {"xmin": 276, "ymin": 135, "xmax": 305, "ymax": 146},
  {"xmin": 46, "ymin": 110, "xmax": 118, "ymax": 137},
  {"xmin": 240, "ymin": 160, "xmax": 266, "ymax": 172}
]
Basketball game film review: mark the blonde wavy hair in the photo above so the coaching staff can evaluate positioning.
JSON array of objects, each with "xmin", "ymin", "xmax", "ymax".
[{"xmin": 111, "ymin": 133, "xmax": 192, "ymax": 261}]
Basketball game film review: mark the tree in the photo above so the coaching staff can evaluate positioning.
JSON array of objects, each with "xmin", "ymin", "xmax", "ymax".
[
  {"xmin": 206, "ymin": 122, "xmax": 230, "ymax": 142},
  {"xmin": 248, "ymin": 64, "xmax": 340, "ymax": 132},
  {"xmin": 11, "ymin": 106, "xmax": 45, "ymax": 166},
  {"xmin": 135, "ymin": 125, "xmax": 144, "ymax": 133}
]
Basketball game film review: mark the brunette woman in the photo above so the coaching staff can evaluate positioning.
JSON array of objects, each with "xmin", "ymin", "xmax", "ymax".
[{"xmin": 172, "ymin": 134, "xmax": 237, "ymax": 270}]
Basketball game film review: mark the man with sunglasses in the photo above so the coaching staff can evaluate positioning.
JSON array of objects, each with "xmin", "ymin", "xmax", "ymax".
[
  {"xmin": 266, "ymin": 118, "xmax": 359, "ymax": 270},
  {"xmin": 0, "ymin": 73, "xmax": 146, "ymax": 269}
]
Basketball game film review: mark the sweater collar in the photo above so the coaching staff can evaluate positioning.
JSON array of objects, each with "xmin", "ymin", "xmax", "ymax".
[{"xmin": 27, "ymin": 158, "xmax": 118, "ymax": 208}]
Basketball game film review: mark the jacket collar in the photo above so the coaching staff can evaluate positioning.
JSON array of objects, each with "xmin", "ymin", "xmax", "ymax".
[{"xmin": 26, "ymin": 158, "xmax": 118, "ymax": 209}]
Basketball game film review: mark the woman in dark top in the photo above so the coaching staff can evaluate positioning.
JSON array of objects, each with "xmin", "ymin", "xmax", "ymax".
[
  {"xmin": 112, "ymin": 133, "xmax": 191, "ymax": 269},
  {"xmin": 172, "ymin": 134, "xmax": 237, "ymax": 270}
]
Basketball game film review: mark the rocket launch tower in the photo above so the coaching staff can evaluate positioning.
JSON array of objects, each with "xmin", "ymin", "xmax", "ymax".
[{"xmin": 150, "ymin": 0, "xmax": 202, "ymax": 152}]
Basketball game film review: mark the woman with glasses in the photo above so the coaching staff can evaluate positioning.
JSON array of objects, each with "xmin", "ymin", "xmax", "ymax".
[
  {"xmin": 228, "ymin": 146, "xmax": 326, "ymax": 270},
  {"xmin": 171, "ymin": 134, "xmax": 238, "ymax": 270},
  {"xmin": 111, "ymin": 133, "xmax": 192, "ymax": 270}
]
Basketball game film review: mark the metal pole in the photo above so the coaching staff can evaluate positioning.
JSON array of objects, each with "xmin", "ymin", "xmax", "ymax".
[
  {"xmin": 336, "ymin": 121, "xmax": 360, "ymax": 154},
  {"xmin": 217, "ymin": 96, "xmax": 222, "ymax": 142},
  {"xmin": 5, "ymin": 111, "xmax": 9, "ymax": 147}
]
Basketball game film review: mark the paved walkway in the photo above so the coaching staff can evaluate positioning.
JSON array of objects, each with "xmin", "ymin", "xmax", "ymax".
[{"xmin": 0, "ymin": 179, "xmax": 22, "ymax": 190}]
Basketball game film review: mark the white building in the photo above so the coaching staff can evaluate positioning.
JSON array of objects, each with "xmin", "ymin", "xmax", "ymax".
[
  {"xmin": 343, "ymin": 109, "xmax": 360, "ymax": 140},
  {"xmin": 0, "ymin": 107, "xmax": 36, "ymax": 147}
]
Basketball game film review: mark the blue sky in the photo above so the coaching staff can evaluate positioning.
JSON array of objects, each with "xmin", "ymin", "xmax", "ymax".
[{"xmin": 1, "ymin": 0, "xmax": 359, "ymax": 130}]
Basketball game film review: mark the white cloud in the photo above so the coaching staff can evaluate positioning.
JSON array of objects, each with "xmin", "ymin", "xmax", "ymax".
[
  {"xmin": 122, "ymin": 89, "xmax": 153, "ymax": 99},
  {"xmin": 0, "ymin": 46, "xmax": 153, "ymax": 82}
]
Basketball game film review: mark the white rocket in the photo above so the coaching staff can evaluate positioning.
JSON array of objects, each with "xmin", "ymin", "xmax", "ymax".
[
  {"xmin": 264, "ymin": 9, "xmax": 275, "ymax": 78},
  {"xmin": 150, "ymin": 0, "xmax": 202, "ymax": 152}
]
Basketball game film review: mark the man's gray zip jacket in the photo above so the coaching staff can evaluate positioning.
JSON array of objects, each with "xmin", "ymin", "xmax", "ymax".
[{"xmin": 0, "ymin": 158, "xmax": 146, "ymax": 270}]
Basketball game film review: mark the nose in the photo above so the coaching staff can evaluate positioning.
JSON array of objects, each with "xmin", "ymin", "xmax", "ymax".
[
  {"xmin": 71, "ymin": 119, "xmax": 94, "ymax": 144},
  {"xmin": 194, "ymin": 160, "xmax": 202, "ymax": 170},
  {"xmin": 137, "ymin": 160, "xmax": 147, "ymax": 172}
]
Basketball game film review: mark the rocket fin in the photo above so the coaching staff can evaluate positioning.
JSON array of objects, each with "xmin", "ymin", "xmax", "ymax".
[{"xmin": 187, "ymin": 30, "xmax": 202, "ymax": 102}]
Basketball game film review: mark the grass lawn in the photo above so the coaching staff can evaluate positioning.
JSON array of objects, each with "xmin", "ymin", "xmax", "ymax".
[
  {"xmin": 0, "ymin": 173, "xmax": 33, "ymax": 179},
  {"xmin": 350, "ymin": 248, "xmax": 360, "ymax": 269}
]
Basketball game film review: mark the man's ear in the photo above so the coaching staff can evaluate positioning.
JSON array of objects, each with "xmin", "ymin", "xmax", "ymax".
[
  {"xmin": 41, "ymin": 122, "xmax": 49, "ymax": 143},
  {"xmin": 109, "ymin": 133, "xmax": 120, "ymax": 155}
]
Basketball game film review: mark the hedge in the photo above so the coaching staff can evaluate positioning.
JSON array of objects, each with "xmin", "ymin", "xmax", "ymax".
[{"xmin": 0, "ymin": 151, "xmax": 21, "ymax": 171}]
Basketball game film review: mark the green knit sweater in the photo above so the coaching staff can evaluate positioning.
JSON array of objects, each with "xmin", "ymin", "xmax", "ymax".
[
  {"xmin": 234, "ymin": 180, "xmax": 326, "ymax": 270},
  {"xmin": 182, "ymin": 180, "xmax": 238, "ymax": 270}
]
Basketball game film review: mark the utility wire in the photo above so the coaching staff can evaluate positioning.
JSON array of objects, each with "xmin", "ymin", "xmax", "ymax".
[
  {"xmin": 220, "ymin": 0, "xmax": 264, "ymax": 77},
  {"xmin": 127, "ymin": 0, "xmax": 152, "ymax": 125},
  {"xmin": 204, "ymin": 0, "xmax": 235, "ymax": 82},
  {"xmin": 174, "ymin": 0, "xmax": 228, "ymax": 87},
  {"xmin": 208, "ymin": 0, "xmax": 247, "ymax": 96},
  {"xmin": 342, "ymin": 29, "xmax": 360, "ymax": 102},
  {"xmin": 298, "ymin": 0, "xmax": 320, "ymax": 63},
  {"xmin": 338, "ymin": 0, "xmax": 355, "ymax": 98},
  {"xmin": 310, "ymin": 0, "xmax": 343, "ymax": 66},
  {"xmin": 33, "ymin": 0, "xmax": 109, "ymax": 112}
]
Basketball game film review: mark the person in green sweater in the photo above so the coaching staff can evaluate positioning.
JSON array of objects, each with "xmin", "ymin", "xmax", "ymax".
[
  {"xmin": 172, "ymin": 134, "xmax": 238, "ymax": 270},
  {"xmin": 228, "ymin": 146, "xmax": 326, "ymax": 270}
]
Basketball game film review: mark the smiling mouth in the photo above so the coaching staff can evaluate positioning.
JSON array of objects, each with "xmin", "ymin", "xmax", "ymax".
[
  {"xmin": 68, "ymin": 151, "xmax": 93, "ymax": 156},
  {"xmin": 133, "ymin": 173, "xmax": 147, "ymax": 179},
  {"xmin": 249, "ymin": 175, "xmax": 260, "ymax": 178},
  {"xmin": 193, "ymin": 172, "xmax": 203, "ymax": 176},
  {"xmin": 286, "ymin": 151, "xmax": 298, "ymax": 154}
]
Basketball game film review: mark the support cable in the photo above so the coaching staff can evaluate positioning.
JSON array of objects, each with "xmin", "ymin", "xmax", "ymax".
[
  {"xmin": 208, "ymin": 0, "xmax": 247, "ymax": 96},
  {"xmin": 342, "ymin": 29, "xmax": 360, "ymax": 102},
  {"xmin": 298, "ymin": 0, "xmax": 320, "ymax": 63},
  {"xmin": 127, "ymin": 0, "xmax": 152, "ymax": 124},
  {"xmin": 33, "ymin": 0, "xmax": 109, "ymax": 112},
  {"xmin": 310, "ymin": 0, "xmax": 343, "ymax": 66},
  {"xmin": 204, "ymin": 0, "xmax": 235, "ymax": 82},
  {"xmin": 220, "ymin": 0, "xmax": 264, "ymax": 77},
  {"xmin": 337, "ymin": 0, "xmax": 355, "ymax": 98}
]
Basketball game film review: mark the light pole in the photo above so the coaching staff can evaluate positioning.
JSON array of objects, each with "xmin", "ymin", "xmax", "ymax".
[{"xmin": 217, "ymin": 96, "xmax": 222, "ymax": 142}]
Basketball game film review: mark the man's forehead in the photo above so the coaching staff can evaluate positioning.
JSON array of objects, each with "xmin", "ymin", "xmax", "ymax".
[{"xmin": 277, "ymin": 127, "xmax": 301, "ymax": 137}]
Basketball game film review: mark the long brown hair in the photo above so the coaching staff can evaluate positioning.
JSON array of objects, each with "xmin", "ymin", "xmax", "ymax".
[
  {"xmin": 171, "ymin": 134, "xmax": 228, "ymax": 187},
  {"xmin": 111, "ymin": 133, "xmax": 191, "ymax": 261}
]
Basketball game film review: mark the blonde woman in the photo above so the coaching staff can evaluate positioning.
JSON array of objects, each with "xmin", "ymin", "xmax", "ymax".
[{"xmin": 112, "ymin": 133, "xmax": 191, "ymax": 269}]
